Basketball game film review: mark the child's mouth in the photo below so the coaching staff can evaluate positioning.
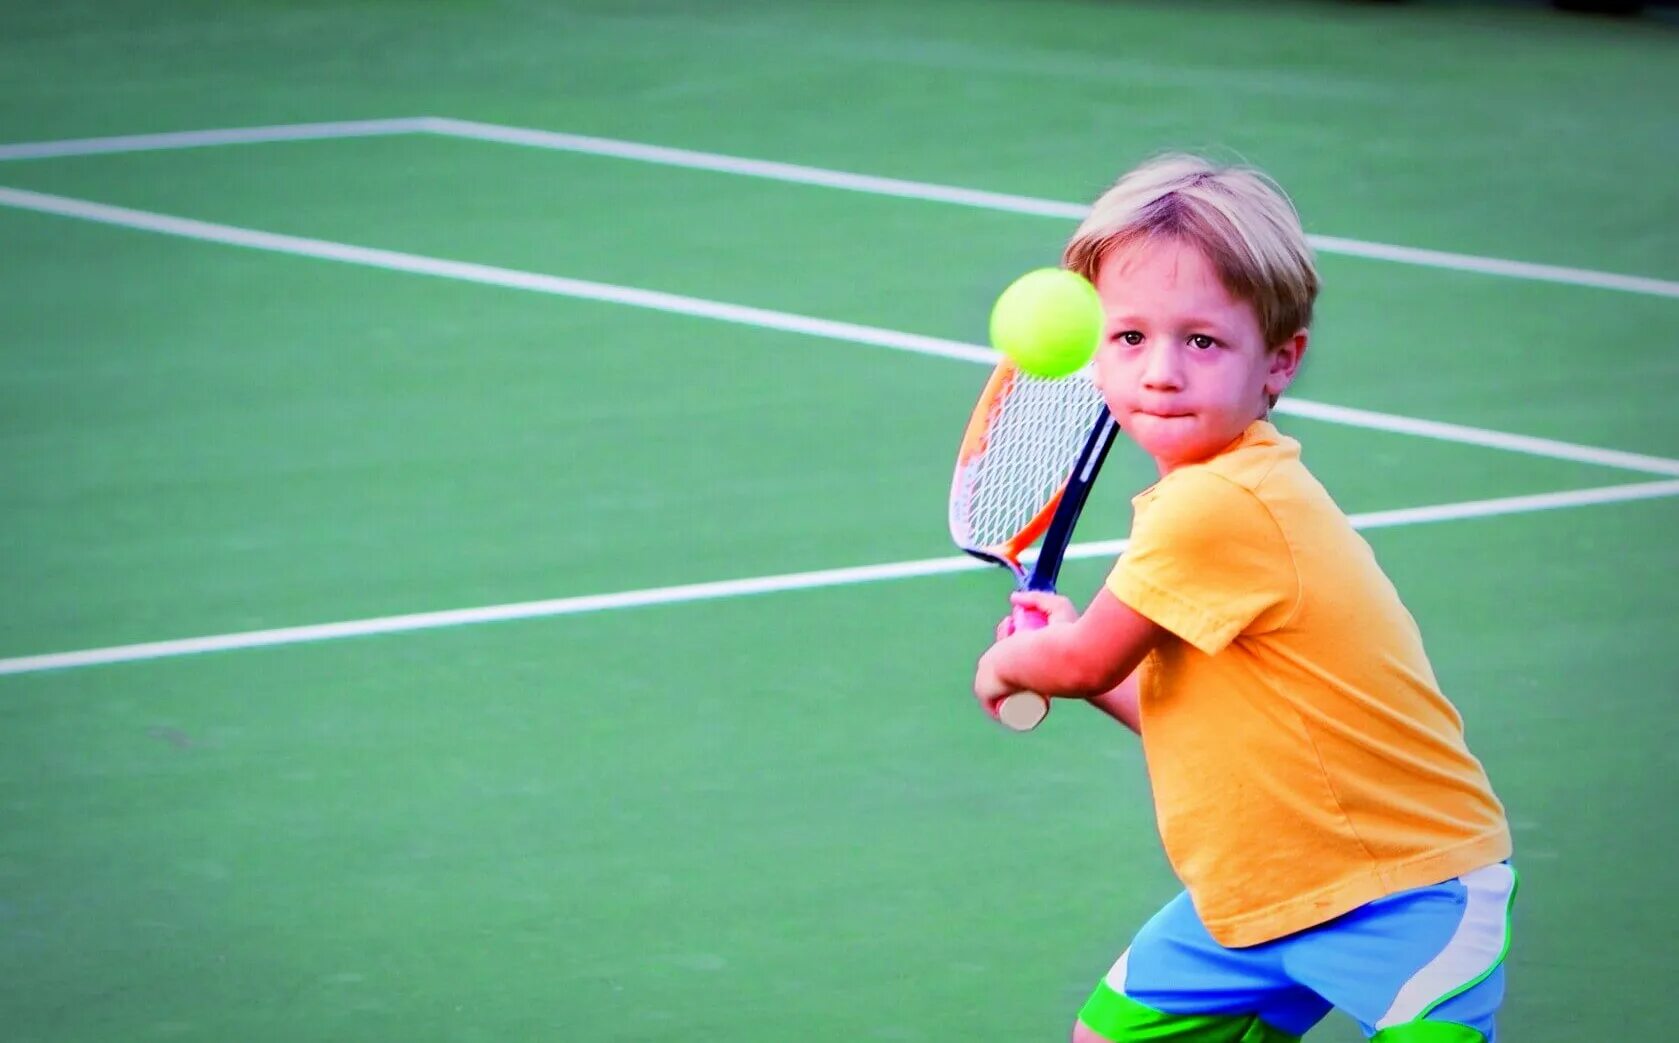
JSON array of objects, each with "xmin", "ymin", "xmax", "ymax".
[{"xmin": 1135, "ymin": 409, "xmax": 1192, "ymax": 420}]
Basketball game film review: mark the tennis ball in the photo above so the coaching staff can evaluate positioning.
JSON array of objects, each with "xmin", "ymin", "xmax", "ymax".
[{"xmin": 988, "ymin": 268, "xmax": 1104, "ymax": 378}]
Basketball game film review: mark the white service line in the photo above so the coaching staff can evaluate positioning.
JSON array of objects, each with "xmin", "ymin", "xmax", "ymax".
[
  {"xmin": 419, "ymin": 117, "xmax": 1679, "ymax": 301},
  {"xmin": 0, "ymin": 186, "xmax": 991, "ymax": 365},
  {"xmin": 3, "ymin": 478, "xmax": 1676, "ymax": 677},
  {"xmin": 2, "ymin": 186, "xmax": 1674, "ymax": 478},
  {"xmin": 0, "ymin": 118, "xmax": 430, "ymax": 162}
]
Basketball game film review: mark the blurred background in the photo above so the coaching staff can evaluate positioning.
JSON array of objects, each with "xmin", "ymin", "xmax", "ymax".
[{"xmin": 2, "ymin": 2, "xmax": 1675, "ymax": 1040}]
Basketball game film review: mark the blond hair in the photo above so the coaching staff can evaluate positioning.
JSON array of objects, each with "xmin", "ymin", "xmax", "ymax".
[{"xmin": 1063, "ymin": 154, "xmax": 1318, "ymax": 348}]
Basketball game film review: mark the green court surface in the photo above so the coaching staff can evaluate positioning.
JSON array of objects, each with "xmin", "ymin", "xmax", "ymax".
[{"xmin": 1, "ymin": 2, "xmax": 1675, "ymax": 1040}]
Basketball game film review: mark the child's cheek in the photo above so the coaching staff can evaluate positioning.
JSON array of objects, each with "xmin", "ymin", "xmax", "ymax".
[
  {"xmin": 1093, "ymin": 359, "xmax": 1123, "ymax": 411},
  {"xmin": 1094, "ymin": 345, "xmax": 1124, "ymax": 386}
]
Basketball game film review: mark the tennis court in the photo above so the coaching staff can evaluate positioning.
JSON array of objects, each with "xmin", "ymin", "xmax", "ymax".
[{"xmin": 1, "ymin": 2, "xmax": 1675, "ymax": 1040}]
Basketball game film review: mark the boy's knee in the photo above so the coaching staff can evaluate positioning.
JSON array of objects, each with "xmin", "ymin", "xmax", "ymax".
[{"xmin": 1072, "ymin": 1019, "xmax": 1113, "ymax": 1043}]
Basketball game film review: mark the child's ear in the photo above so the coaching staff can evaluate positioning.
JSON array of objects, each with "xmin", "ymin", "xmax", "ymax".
[{"xmin": 1265, "ymin": 329, "xmax": 1309, "ymax": 398}]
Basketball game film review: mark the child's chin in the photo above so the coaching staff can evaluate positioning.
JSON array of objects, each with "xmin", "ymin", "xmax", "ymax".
[{"xmin": 1132, "ymin": 428, "xmax": 1215, "ymax": 469}]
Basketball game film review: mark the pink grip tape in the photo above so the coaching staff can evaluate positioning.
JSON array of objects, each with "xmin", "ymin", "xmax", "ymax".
[{"xmin": 994, "ymin": 604, "xmax": 1050, "ymax": 731}]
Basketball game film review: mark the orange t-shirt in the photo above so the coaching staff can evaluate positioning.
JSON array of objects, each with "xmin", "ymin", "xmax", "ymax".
[{"xmin": 1106, "ymin": 420, "xmax": 1510, "ymax": 948}]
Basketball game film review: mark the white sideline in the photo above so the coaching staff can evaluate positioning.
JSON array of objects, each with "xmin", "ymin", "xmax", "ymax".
[
  {"xmin": 1, "ymin": 186, "xmax": 1674, "ymax": 479},
  {"xmin": 2, "ymin": 479, "xmax": 1675, "ymax": 677},
  {"xmin": 0, "ymin": 117, "xmax": 1674, "ymax": 300}
]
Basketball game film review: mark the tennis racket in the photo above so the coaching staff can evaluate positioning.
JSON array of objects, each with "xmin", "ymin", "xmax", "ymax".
[{"xmin": 949, "ymin": 358, "xmax": 1120, "ymax": 731}]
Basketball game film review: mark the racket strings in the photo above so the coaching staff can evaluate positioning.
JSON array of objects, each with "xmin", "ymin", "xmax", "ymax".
[{"xmin": 949, "ymin": 369, "xmax": 1105, "ymax": 553}]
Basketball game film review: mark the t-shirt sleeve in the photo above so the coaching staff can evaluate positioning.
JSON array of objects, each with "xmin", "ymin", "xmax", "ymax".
[{"xmin": 1106, "ymin": 470, "xmax": 1298, "ymax": 656}]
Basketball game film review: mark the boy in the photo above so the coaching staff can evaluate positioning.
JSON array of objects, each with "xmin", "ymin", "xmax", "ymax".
[{"xmin": 972, "ymin": 155, "xmax": 1515, "ymax": 1042}]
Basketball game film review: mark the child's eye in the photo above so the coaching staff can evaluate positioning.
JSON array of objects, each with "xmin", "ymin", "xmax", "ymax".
[
  {"xmin": 1113, "ymin": 330, "xmax": 1144, "ymax": 346},
  {"xmin": 1188, "ymin": 334, "xmax": 1218, "ymax": 350}
]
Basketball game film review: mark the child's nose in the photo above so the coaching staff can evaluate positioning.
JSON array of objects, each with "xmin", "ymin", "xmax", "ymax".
[{"xmin": 1141, "ymin": 344, "xmax": 1184, "ymax": 390}]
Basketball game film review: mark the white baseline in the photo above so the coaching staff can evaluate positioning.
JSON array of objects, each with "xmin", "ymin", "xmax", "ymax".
[{"xmin": 2, "ymin": 479, "xmax": 1676, "ymax": 677}]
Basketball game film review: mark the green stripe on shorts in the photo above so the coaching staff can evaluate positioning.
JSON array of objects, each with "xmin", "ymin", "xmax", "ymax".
[{"xmin": 1079, "ymin": 980, "xmax": 1303, "ymax": 1042}]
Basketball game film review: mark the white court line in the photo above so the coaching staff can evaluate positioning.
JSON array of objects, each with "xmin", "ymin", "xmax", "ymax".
[
  {"xmin": 1, "ymin": 126, "xmax": 1672, "ymax": 680},
  {"xmin": 1, "ymin": 117, "xmax": 1675, "ymax": 300},
  {"xmin": 419, "ymin": 117, "xmax": 1679, "ymax": 301},
  {"xmin": 419, "ymin": 118, "xmax": 1091, "ymax": 220},
  {"xmin": 2, "ymin": 186, "xmax": 1675, "ymax": 478},
  {"xmin": 3, "ymin": 479, "xmax": 1676, "ymax": 677},
  {"xmin": 1275, "ymin": 400, "xmax": 1679, "ymax": 477},
  {"xmin": 0, "ymin": 186, "xmax": 988, "ymax": 364},
  {"xmin": 0, "ymin": 118, "xmax": 429, "ymax": 162}
]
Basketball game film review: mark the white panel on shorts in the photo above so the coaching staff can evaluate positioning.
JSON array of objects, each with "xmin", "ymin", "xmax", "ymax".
[
  {"xmin": 1103, "ymin": 948, "xmax": 1132, "ymax": 993},
  {"xmin": 1375, "ymin": 863, "xmax": 1516, "ymax": 1029}
]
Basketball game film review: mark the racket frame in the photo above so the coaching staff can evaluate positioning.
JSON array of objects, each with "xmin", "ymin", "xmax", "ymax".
[
  {"xmin": 961, "ymin": 397, "xmax": 1120, "ymax": 731},
  {"xmin": 960, "ymin": 400, "xmax": 1120, "ymax": 591}
]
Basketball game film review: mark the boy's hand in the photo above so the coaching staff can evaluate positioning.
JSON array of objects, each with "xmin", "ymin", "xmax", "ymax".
[
  {"xmin": 977, "ymin": 591, "xmax": 1079, "ymax": 713},
  {"xmin": 973, "ymin": 648, "xmax": 1013, "ymax": 708},
  {"xmin": 999, "ymin": 591, "xmax": 1080, "ymax": 637},
  {"xmin": 976, "ymin": 588, "xmax": 1162, "ymax": 719}
]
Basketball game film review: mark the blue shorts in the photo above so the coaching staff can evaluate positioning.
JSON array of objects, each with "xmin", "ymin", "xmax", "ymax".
[{"xmin": 1079, "ymin": 863, "xmax": 1517, "ymax": 1042}]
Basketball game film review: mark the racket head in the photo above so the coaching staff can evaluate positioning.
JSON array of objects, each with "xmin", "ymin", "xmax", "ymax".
[{"xmin": 948, "ymin": 359, "xmax": 1107, "ymax": 581}]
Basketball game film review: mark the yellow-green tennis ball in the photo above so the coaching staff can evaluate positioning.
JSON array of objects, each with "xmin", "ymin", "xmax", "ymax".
[{"xmin": 989, "ymin": 268, "xmax": 1104, "ymax": 378}]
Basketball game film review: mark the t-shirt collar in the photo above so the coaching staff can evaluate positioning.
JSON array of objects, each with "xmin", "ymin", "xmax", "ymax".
[{"xmin": 1133, "ymin": 418, "xmax": 1283, "ymax": 504}]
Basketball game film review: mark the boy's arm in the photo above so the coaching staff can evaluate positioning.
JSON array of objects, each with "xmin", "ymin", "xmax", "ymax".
[
  {"xmin": 974, "ymin": 587, "xmax": 1162, "ymax": 713},
  {"xmin": 1087, "ymin": 672, "xmax": 1141, "ymax": 734}
]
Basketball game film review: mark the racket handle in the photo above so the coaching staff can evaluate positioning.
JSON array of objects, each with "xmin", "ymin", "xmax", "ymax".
[
  {"xmin": 995, "ymin": 691, "xmax": 1049, "ymax": 732},
  {"xmin": 1010, "ymin": 604, "xmax": 1049, "ymax": 634},
  {"xmin": 994, "ymin": 605, "xmax": 1050, "ymax": 731}
]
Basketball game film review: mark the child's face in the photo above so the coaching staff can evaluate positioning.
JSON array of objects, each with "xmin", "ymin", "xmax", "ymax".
[{"xmin": 1091, "ymin": 238, "xmax": 1304, "ymax": 474}]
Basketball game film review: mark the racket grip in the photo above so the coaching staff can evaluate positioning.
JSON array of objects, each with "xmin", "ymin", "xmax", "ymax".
[
  {"xmin": 1010, "ymin": 604, "xmax": 1049, "ymax": 634},
  {"xmin": 994, "ymin": 605, "xmax": 1050, "ymax": 731}
]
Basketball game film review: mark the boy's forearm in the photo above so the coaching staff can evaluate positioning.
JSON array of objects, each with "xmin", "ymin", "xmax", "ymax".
[
  {"xmin": 985, "ymin": 631, "xmax": 1141, "ymax": 732},
  {"xmin": 987, "ymin": 625, "xmax": 1118, "ymax": 699}
]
